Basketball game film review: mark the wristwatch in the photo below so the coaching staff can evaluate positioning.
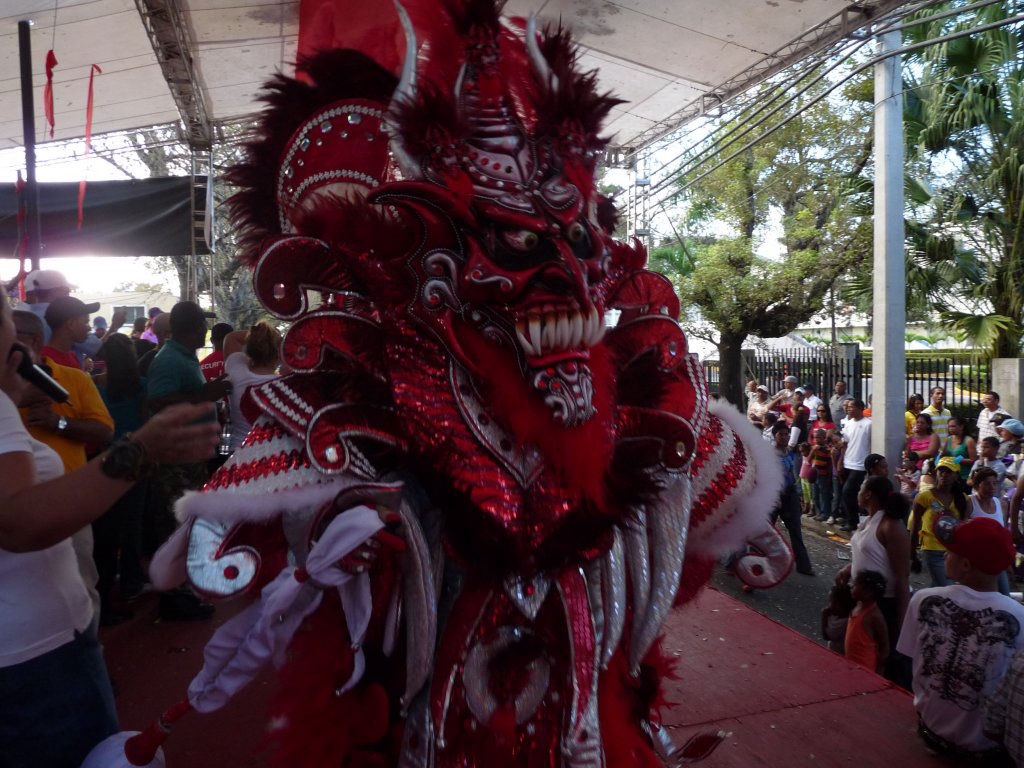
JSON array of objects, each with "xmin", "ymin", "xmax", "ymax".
[
  {"xmin": 56, "ymin": 416, "xmax": 67, "ymax": 432},
  {"xmin": 100, "ymin": 436, "xmax": 153, "ymax": 482}
]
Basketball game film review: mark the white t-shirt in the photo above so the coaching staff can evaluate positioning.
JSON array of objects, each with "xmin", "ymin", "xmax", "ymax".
[
  {"xmin": 897, "ymin": 585, "xmax": 1024, "ymax": 752},
  {"xmin": 842, "ymin": 417, "xmax": 872, "ymax": 470},
  {"xmin": 0, "ymin": 391, "xmax": 92, "ymax": 668},
  {"xmin": 225, "ymin": 352, "xmax": 279, "ymax": 452},
  {"xmin": 804, "ymin": 394, "xmax": 823, "ymax": 414}
]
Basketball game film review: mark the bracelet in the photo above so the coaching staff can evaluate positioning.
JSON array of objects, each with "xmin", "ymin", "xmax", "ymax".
[{"xmin": 99, "ymin": 434, "xmax": 154, "ymax": 482}]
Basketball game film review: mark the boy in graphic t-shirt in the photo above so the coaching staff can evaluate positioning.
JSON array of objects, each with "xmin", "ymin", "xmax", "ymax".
[{"xmin": 897, "ymin": 516, "xmax": 1024, "ymax": 763}]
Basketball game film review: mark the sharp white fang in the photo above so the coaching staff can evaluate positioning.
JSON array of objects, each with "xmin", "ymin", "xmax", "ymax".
[
  {"xmin": 542, "ymin": 313, "xmax": 557, "ymax": 351},
  {"xmin": 582, "ymin": 308, "xmax": 595, "ymax": 347},
  {"xmin": 570, "ymin": 312, "xmax": 583, "ymax": 347},
  {"xmin": 516, "ymin": 326, "xmax": 535, "ymax": 356},
  {"xmin": 556, "ymin": 313, "xmax": 569, "ymax": 349},
  {"xmin": 529, "ymin": 315, "xmax": 542, "ymax": 353},
  {"xmin": 590, "ymin": 309, "xmax": 606, "ymax": 346}
]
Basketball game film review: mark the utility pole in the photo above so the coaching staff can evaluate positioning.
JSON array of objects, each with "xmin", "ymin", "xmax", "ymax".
[{"xmin": 872, "ymin": 29, "xmax": 906, "ymax": 473}]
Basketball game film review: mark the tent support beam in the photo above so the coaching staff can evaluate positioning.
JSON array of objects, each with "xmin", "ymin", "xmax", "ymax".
[
  {"xmin": 18, "ymin": 20, "xmax": 41, "ymax": 271},
  {"xmin": 134, "ymin": 0, "xmax": 212, "ymax": 150}
]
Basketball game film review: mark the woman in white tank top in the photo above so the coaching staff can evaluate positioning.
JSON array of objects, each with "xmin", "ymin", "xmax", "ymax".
[
  {"xmin": 969, "ymin": 466, "xmax": 1010, "ymax": 594},
  {"xmin": 836, "ymin": 476, "xmax": 912, "ymax": 687}
]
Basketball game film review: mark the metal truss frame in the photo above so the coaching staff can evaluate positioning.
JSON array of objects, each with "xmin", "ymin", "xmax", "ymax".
[{"xmin": 134, "ymin": 0, "xmax": 212, "ymax": 150}]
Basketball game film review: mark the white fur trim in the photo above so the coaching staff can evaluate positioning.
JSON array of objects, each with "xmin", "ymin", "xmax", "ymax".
[
  {"xmin": 688, "ymin": 399, "xmax": 784, "ymax": 557},
  {"xmin": 174, "ymin": 476, "xmax": 357, "ymax": 524}
]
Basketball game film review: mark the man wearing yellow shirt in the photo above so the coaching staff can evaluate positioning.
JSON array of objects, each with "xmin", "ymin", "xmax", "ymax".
[
  {"xmin": 12, "ymin": 310, "xmax": 114, "ymax": 623},
  {"xmin": 923, "ymin": 386, "xmax": 953, "ymax": 444},
  {"xmin": 910, "ymin": 457, "xmax": 968, "ymax": 588}
]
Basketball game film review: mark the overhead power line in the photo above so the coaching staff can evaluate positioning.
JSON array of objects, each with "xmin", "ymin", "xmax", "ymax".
[{"xmin": 646, "ymin": 9, "xmax": 1024, "ymax": 203}]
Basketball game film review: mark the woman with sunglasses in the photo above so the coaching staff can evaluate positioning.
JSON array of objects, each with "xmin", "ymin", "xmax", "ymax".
[
  {"xmin": 811, "ymin": 404, "xmax": 836, "ymax": 435},
  {"xmin": 910, "ymin": 456, "xmax": 969, "ymax": 587}
]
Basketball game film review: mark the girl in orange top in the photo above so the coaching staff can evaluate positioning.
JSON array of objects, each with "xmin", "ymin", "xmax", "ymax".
[{"xmin": 845, "ymin": 569, "xmax": 890, "ymax": 674}]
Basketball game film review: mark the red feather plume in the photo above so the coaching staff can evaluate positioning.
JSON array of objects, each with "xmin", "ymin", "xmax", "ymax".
[{"xmin": 226, "ymin": 50, "xmax": 397, "ymax": 265}]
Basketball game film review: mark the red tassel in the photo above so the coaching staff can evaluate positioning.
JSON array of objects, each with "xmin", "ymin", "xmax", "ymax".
[
  {"xmin": 77, "ymin": 63, "xmax": 101, "ymax": 230},
  {"xmin": 43, "ymin": 50, "xmax": 58, "ymax": 139}
]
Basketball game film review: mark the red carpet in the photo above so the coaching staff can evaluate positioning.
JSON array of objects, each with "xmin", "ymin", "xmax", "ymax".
[{"xmin": 102, "ymin": 588, "xmax": 942, "ymax": 767}]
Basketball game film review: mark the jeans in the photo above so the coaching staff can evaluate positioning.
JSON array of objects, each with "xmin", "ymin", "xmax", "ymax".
[
  {"xmin": 843, "ymin": 470, "xmax": 866, "ymax": 528},
  {"xmin": 789, "ymin": 451, "xmax": 803, "ymax": 502},
  {"xmin": 815, "ymin": 475, "xmax": 834, "ymax": 518},
  {"xmin": 832, "ymin": 473, "xmax": 844, "ymax": 517},
  {"xmin": 924, "ymin": 549, "xmax": 950, "ymax": 587},
  {"xmin": 0, "ymin": 626, "xmax": 118, "ymax": 768},
  {"xmin": 772, "ymin": 486, "xmax": 813, "ymax": 574}
]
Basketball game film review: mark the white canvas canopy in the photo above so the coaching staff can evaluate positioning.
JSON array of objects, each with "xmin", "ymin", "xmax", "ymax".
[{"xmin": 0, "ymin": 0, "xmax": 910, "ymax": 152}]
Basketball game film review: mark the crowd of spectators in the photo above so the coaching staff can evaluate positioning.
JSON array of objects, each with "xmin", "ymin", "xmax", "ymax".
[
  {"xmin": 0, "ymin": 269, "xmax": 296, "ymax": 766},
  {"xmin": 747, "ymin": 374, "xmax": 1024, "ymax": 765}
]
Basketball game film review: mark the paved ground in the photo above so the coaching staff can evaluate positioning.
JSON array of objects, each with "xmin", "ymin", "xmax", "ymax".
[{"xmin": 711, "ymin": 514, "xmax": 934, "ymax": 645}]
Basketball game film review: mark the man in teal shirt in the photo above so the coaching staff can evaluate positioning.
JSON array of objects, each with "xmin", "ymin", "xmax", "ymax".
[
  {"xmin": 146, "ymin": 301, "xmax": 229, "ymax": 620},
  {"xmin": 147, "ymin": 302, "xmax": 227, "ymax": 416}
]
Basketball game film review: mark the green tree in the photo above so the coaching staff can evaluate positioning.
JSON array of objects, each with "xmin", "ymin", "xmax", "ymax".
[
  {"xmin": 655, "ymin": 77, "xmax": 874, "ymax": 407},
  {"xmin": 903, "ymin": 1, "xmax": 1024, "ymax": 355},
  {"xmin": 837, "ymin": 173, "xmax": 988, "ymax": 335}
]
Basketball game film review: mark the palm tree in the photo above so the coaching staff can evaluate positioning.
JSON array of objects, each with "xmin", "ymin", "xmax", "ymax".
[{"xmin": 903, "ymin": 2, "xmax": 1024, "ymax": 356}]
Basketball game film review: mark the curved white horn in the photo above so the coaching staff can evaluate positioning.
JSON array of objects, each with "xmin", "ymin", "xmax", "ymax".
[
  {"xmin": 526, "ymin": 14, "xmax": 558, "ymax": 90},
  {"xmin": 386, "ymin": 0, "xmax": 422, "ymax": 179},
  {"xmin": 392, "ymin": 0, "xmax": 417, "ymax": 107}
]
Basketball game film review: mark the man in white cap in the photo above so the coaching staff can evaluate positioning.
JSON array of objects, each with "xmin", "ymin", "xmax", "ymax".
[
  {"xmin": 774, "ymin": 375, "xmax": 799, "ymax": 406},
  {"xmin": 19, "ymin": 269, "xmax": 73, "ymax": 344}
]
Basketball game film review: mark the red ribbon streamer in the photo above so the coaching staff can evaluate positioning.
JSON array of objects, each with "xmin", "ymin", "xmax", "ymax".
[
  {"xmin": 43, "ymin": 50, "xmax": 58, "ymax": 139},
  {"xmin": 77, "ymin": 63, "xmax": 101, "ymax": 230}
]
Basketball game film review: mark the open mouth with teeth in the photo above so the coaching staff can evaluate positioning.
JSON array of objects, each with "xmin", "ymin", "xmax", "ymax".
[
  {"xmin": 503, "ymin": 303, "xmax": 605, "ymax": 427},
  {"xmin": 514, "ymin": 304, "xmax": 605, "ymax": 359}
]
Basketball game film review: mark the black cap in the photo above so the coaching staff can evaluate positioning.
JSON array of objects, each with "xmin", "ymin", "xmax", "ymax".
[
  {"xmin": 44, "ymin": 296, "xmax": 100, "ymax": 331},
  {"xmin": 169, "ymin": 301, "xmax": 216, "ymax": 335}
]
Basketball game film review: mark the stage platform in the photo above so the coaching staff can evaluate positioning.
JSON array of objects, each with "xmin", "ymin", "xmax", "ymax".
[{"xmin": 102, "ymin": 586, "xmax": 943, "ymax": 767}]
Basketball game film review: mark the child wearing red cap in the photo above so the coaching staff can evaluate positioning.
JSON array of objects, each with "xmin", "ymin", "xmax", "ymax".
[{"xmin": 897, "ymin": 516, "xmax": 1024, "ymax": 763}]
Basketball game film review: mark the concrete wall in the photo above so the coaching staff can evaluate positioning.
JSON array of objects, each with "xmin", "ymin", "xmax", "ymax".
[{"xmin": 992, "ymin": 358, "xmax": 1024, "ymax": 417}]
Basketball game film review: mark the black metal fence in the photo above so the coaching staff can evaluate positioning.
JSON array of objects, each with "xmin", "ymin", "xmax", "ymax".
[
  {"xmin": 702, "ymin": 347, "xmax": 863, "ymax": 401},
  {"xmin": 703, "ymin": 348, "xmax": 992, "ymax": 419},
  {"xmin": 748, "ymin": 348, "xmax": 864, "ymax": 403},
  {"xmin": 864, "ymin": 352, "xmax": 992, "ymax": 420}
]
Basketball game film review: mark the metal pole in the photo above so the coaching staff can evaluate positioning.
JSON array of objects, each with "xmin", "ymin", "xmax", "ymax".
[
  {"xmin": 18, "ymin": 20, "xmax": 41, "ymax": 271},
  {"xmin": 872, "ymin": 29, "xmax": 906, "ymax": 474}
]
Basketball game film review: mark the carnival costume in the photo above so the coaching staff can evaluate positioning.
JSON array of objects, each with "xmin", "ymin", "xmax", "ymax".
[{"xmin": 86, "ymin": 2, "xmax": 792, "ymax": 766}]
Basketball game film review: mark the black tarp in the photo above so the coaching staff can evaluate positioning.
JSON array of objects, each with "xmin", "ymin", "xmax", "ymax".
[{"xmin": 0, "ymin": 176, "xmax": 209, "ymax": 258}]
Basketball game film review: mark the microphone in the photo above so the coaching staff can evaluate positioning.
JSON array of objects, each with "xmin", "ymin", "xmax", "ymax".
[{"xmin": 9, "ymin": 343, "xmax": 69, "ymax": 403}]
